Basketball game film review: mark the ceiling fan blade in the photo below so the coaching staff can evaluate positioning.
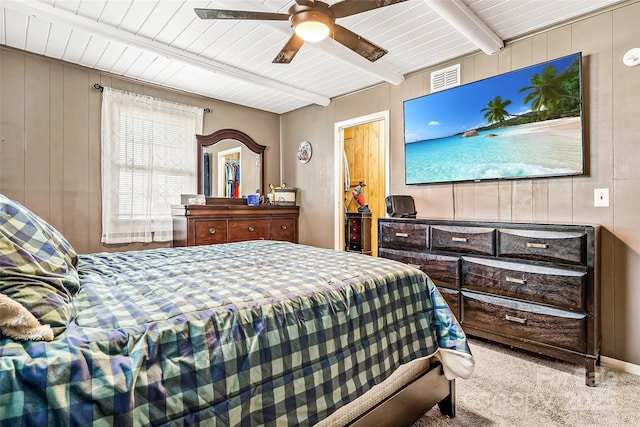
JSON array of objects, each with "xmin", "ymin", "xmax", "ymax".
[
  {"xmin": 194, "ymin": 8, "xmax": 289, "ymax": 21},
  {"xmin": 329, "ymin": 0, "xmax": 407, "ymax": 19},
  {"xmin": 273, "ymin": 33, "xmax": 305, "ymax": 64},
  {"xmin": 332, "ymin": 24, "xmax": 387, "ymax": 62}
]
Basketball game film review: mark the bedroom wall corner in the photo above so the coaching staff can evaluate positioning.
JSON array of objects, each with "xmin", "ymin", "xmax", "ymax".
[{"xmin": 0, "ymin": 45, "xmax": 281, "ymax": 255}]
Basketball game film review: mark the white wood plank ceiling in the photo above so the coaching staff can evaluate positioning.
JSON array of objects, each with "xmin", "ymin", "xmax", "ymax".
[{"xmin": 0, "ymin": 0, "xmax": 625, "ymax": 114}]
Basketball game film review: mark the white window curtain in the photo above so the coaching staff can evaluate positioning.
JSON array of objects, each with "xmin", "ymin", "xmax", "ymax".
[{"xmin": 101, "ymin": 87, "xmax": 204, "ymax": 244}]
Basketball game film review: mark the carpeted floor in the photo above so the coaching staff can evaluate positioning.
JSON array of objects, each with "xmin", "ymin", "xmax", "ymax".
[{"xmin": 413, "ymin": 338, "xmax": 640, "ymax": 426}]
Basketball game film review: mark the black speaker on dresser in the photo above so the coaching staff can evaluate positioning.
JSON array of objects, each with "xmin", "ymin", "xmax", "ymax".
[{"xmin": 385, "ymin": 195, "xmax": 417, "ymax": 218}]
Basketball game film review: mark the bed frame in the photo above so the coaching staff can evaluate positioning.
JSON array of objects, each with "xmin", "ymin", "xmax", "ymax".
[
  {"xmin": 353, "ymin": 364, "xmax": 454, "ymax": 426},
  {"xmin": 322, "ymin": 359, "xmax": 455, "ymax": 426}
]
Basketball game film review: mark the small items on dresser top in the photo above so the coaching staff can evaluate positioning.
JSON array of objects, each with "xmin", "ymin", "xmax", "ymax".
[
  {"xmin": 352, "ymin": 182, "xmax": 370, "ymax": 213},
  {"xmin": 267, "ymin": 183, "xmax": 297, "ymax": 206},
  {"xmin": 181, "ymin": 194, "xmax": 206, "ymax": 205},
  {"xmin": 385, "ymin": 195, "xmax": 417, "ymax": 218}
]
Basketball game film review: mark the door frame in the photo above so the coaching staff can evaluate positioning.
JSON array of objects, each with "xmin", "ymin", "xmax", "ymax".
[
  {"xmin": 333, "ymin": 110, "xmax": 390, "ymax": 251},
  {"xmin": 217, "ymin": 147, "xmax": 242, "ymax": 197}
]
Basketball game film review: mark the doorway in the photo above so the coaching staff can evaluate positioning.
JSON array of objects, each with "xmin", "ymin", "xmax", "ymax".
[
  {"xmin": 217, "ymin": 147, "xmax": 241, "ymax": 197},
  {"xmin": 334, "ymin": 111, "xmax": 389, "ymax": 256}
]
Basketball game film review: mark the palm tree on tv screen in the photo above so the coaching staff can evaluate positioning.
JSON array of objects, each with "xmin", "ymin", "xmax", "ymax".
[
  {"xmin": 480, "ymin": 95, "xmax": 513, "ymax": 124},
  {"xmin": 518, "ymin": 62, "xmax": 580, "ymax": 117}
]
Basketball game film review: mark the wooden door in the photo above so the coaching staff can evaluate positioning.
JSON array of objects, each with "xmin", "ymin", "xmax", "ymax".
[{"xmin": 343, "ymin": 121, "xmax": 385, "ymax": 256}]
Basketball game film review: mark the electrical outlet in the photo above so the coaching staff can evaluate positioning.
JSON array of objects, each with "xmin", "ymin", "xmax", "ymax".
[{"xmin": 594, "ymin": 188, "xmax": 609, "ymax": 207}]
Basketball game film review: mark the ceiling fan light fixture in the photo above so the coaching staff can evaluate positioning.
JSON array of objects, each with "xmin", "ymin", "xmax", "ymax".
[
  {"xmin": 291, "ymin": 10, "xmax": 333, "ymax": 43},
  {"xmin": 295, "ymin": 20, "xmax": 330, "ymax": 42}
]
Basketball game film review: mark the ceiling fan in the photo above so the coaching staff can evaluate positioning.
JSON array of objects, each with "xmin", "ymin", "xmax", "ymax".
[{"xmin": 194, "ymin": 0, "xmax": 407, "ymax": 64}]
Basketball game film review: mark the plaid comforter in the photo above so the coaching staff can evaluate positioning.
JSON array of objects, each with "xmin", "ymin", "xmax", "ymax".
[{"xmin": 0, "ymin": 240, "xmax": 471, "ymax": 426}]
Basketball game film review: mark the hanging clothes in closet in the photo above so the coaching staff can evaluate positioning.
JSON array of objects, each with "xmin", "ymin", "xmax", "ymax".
[
  {"xmin": 225, "ymin": 160, "xmax": 240, "ymax": 197},
  {"xmin": 203, "ymin": 152, "xmax": 210, "ymax": 197}
]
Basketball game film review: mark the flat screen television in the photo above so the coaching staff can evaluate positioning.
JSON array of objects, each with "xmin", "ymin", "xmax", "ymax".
[{"xmin": 404, "ymin": 52, "xmax": 584, "ymax": 185}]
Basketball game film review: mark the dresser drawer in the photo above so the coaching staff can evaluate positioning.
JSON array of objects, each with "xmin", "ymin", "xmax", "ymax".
[
  {"xmin": 194, "ymin": 220, "xmax": 228, "ymax": 245},
  {"xmin": 498, "ymin": 229, "xmax": 587, "ymax": 266},
  {"xmin": 349, "ymin": 218, "xmax": 362, "ymax": 233},
  {"xmin": 271, "ymin": 218, "xmax": 295, "ymax": 241},
  {"xmin": 461, "ymin": 257, "xmax": 586, "ymax": 310},
  {"xmin": 379, "ymin": 222, "xmax": 429, "ymax": 249},
  {"xmin": 378, "ymin": 249, "xmax": 459, "ymax": 289},
  {"xmin": 462, "ymin": 291, "xmax": 586, "ymax": 353},
  {"xmin": 378, "ymin": 248, "xmax": 415, "ymax": 264},
  {"xmin": 348, "ymin": 242, "xmax": 364, "ymax": 251},
  {"xmin": 438, "ymin": 287, "xmax": 460, "ymax": 320},
  {"xmin": 431, "ymin": 226, "xmax": 495, "ymax": 256},
  {"xmin": 421, "ymin": 254, "xmax": 460, "ymax": 289},
  {"xmin": 228, "ymin": 219, "xmax": 270, "ymax": 242}
]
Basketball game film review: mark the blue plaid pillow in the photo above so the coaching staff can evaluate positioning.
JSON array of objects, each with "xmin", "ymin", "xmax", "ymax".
[{"xmin": 0, "ymin": 194, "xmax": 79, "ymax": 338}]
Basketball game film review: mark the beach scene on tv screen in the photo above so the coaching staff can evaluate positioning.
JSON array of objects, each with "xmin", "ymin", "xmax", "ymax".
[{"xmin": 404, "ymin": 53, "xmax": 584, "ymax": 185}]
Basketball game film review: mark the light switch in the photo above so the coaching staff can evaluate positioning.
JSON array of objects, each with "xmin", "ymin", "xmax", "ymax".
[{"xmin": 594, "ymin": 188, "xmax": 609, "ymax": 207}]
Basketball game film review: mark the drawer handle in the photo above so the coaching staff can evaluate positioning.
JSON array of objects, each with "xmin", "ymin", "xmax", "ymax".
[
  {"xmin": 451, "ymin": 237, "xmax": 468, "ymax": 242},
  {"xmin": 208, "ymin": 228, "xmax": 216, "ymax": 235},
  {"xmin": 506, "ymin": 277, "xmax": 526, "ymax": 285},
  {"xmin": 281, "ymin": 225, "xmax": 287, "ymax": 230},
  {"xmin": 527, "ymin": 242, "xmax": 549, "ymax": 249},
  {"xmin": 395, "ymin": 232, "xmax": 409, "ymax": 238},
  {"xmin": 248, "ymin": 226, "xmax": 255, "ymax": 232},
  {"xmin": 505, "ymin": 314, "xmax": 527, "ymax": 324}
]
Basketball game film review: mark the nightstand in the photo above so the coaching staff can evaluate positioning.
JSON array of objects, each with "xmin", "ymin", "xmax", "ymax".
[{"xmin": 345, "ymin": 212, "xmax": 371, "ymax": 255}]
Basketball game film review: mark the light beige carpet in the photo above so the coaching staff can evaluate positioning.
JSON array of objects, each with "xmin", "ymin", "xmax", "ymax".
[{"xmin": 414, "ymin": 338, "xmax": 640, "ymax": 427}]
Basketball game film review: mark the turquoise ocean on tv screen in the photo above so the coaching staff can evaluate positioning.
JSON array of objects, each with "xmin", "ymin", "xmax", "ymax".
[{"xmin": 405, "ymin": 118, "xmax": 583, "ymax": 185}]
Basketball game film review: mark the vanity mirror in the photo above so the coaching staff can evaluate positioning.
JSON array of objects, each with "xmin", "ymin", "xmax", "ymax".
[{"xmin": 197, "ymin": 129, "xmax": 266, "ymax": 198}]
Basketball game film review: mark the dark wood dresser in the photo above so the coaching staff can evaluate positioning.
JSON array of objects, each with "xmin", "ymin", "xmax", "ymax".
[
  {"xmin": 172, "ymin": 204, "xmax": 299, "ymax": 246},
  {"xmin": 345, "ymin": 212, "xmax": 372, "ymax": 255},
  {"xmin": 378, "ymin": 218, "xmax": 600, "ymax": 386}
]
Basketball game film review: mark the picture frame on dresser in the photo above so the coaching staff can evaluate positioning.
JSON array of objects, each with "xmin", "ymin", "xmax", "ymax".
[{"xmin": 378, "ymin": 218, "xmax": 600, "ymax": 386}]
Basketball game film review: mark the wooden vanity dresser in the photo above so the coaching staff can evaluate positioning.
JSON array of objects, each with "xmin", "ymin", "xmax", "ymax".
[
  {"xmin": 172, "ymin": 203, "xmax": 299, "ymax": 246},
  {"xmin": 378, "ymin": 218, "xmax": 600, "ymax": 386}
]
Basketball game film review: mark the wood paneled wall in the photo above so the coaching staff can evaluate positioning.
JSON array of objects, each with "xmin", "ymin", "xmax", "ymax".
[
  {"xmin": 0, "ymin": 46, "xmax": 281, "ymax": 254},
  {"xmin": 280, "ymin": 1, "xmax": 640, "ymax": 365}
]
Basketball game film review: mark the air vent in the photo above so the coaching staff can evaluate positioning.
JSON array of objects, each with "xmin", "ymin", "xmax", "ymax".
[{"xmin": 430, "ymin": 64, "xmax": 460, "ymax": 92}]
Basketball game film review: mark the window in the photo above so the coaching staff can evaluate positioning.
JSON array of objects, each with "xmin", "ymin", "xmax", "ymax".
[{"xmin": 101, "ymin": 87, "xmax": 204, "ymax": 244}]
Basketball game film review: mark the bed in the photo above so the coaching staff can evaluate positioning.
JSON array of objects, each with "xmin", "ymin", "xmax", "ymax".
[{"xmin": 0, "ymin": 194, "xmax": 474, "ymax": 426}]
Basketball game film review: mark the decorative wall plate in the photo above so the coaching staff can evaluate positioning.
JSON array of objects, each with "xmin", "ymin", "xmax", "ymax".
[
  {"xmin": 623, "ymin": 48, "xmax": 640, "ymax": 67},
  {"xmin": 297, "ymin": 140, "xmax": 312, "ymax": 163}
]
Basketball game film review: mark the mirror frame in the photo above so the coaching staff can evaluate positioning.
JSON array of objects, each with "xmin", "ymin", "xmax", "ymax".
[{"xmin": 197, "ymin": 128, "xmax": 267, "ymax": 197}]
